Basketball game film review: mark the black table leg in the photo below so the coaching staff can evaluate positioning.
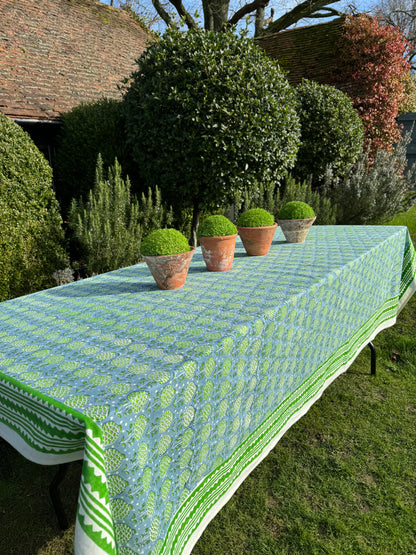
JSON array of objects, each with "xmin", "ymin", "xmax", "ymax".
[
  {"xmin": 368, "ymin": 341, "xmax": 376, "ymax": 375},
  {"xmin": 49, "ymin": 463, "xmax": 70, "ymax": 530}
]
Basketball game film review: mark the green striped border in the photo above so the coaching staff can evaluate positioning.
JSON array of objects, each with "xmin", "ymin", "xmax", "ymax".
[
  {"xmin": 399, "ymin": 237, "xmax": 416, "ymax": 311},
  {"xmin": 0, "ymin": 374, "xmax": 116, "ymax": 554},
  {"xmin": 160, "ymin": 293, "xmax": 404, "ymax": 555}
]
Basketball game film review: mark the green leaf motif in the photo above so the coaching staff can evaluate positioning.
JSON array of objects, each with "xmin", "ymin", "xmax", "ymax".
[
  {"xmin": 111, "ymin": 498, "xmax": 131, "ymax": 520},
  {"xmin": 104, "ymin": 448, "xmax": 124, "ymax": 471}
]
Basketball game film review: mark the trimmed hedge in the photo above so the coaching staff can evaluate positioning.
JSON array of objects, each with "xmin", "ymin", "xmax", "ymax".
[
  {"xmin": 0, "ymin": 114, "xmax": 68, "ymax": 301},
  {"xmin": 54, "ymin": 98, "xmax": 127, "ymax": 214},
  {"xmin": 295, "ymin": 79, "xmax": 364, "ymax": 183}
]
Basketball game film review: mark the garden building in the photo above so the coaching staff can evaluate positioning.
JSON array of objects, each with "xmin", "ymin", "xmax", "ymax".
[{"xmin": 0, "ymin": 0, "xmax": 152, "ymax": 163}]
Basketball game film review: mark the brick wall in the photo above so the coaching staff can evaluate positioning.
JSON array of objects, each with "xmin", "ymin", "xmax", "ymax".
[{"xmin": 0, "ymin": 0, "xmax": 152, "ymax": 120}]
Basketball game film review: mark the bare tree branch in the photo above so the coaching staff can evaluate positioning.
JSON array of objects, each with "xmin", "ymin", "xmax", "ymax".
[
  {"xmin": 151, "ymin": 0, "xmax": 174, "ymax": 26},
  {"xmin": 169, "ymin": 0, "xmax": 199, "ymax": 28},
  {"xmin": 227, "ymin": 0, "xmax": 269, "ymax": 27},
  {"xmin": 266, "ymin": 0, "xmax": 340, "ymax": 33},
  {"xmin": 308, "ymin": 6, "xmax": 343, "ymax": 18},
  {"xmin": 376, "ymin": 0, "xmax": 416, "ymax": 70}
]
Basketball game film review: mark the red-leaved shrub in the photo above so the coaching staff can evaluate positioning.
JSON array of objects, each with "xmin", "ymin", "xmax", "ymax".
[{"xmin": 335, "ymin": 15, "xmax": 411, "ymax": 156}]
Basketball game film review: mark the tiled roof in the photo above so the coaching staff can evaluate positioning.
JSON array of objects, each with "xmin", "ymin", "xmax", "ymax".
[
  {"xmin": 256, "ymin": 17, "xmax": 346, "ymax": 86},
  {"xmin": 0, "ymin": 0, "xmax": 152, "ymax": 121}
]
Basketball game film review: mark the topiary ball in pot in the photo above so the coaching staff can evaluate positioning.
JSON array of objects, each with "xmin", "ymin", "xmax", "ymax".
[
  {"xmin": 277, "ymin": 201, "xmax": 316, "ymax": 243},
  {"xmin": 236, "ymin": 208, "xmax": 277, "ymax": 256},
  {"xmin": 197, "ymin": 215, "xmax": 237, "ymax": 272},
  {"xmin": 197, "ymin": 215, "xmax": 237, "ymax": 238},
  {"xmin": 141, "ymin": 228, "xmax": 194, "ymax": 290}
]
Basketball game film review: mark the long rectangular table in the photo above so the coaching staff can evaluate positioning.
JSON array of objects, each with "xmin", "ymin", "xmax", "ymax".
[{"xmin": 1, "ymin": 225, "xmax": 415, "ymax": 555}]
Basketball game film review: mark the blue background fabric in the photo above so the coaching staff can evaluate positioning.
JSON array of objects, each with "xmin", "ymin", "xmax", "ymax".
[{"xmin": 0, "ymin": 225, "xmax": 415, "ymax": 555}]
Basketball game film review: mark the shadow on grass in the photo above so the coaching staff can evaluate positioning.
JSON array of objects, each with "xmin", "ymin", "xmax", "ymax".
[{"xmin": 0, "ymin": 440, "xmax": 79, "ymax": 555}]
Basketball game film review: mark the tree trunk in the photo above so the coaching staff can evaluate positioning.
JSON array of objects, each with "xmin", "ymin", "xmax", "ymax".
[
  {"xmin": 255, "ymin": 5, "xmax": 265, "ymax": 36},
  {"xmin": 190, "ymin": 201, "xmax": 201, "ymax": 248},
  {"xmin": 203, "ymin": 0, "xmax": 230, "ymax": 31}
]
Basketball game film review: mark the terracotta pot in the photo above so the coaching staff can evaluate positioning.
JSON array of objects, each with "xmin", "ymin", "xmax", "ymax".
[
  {"xmin": 237, "ymin": 223, "xmax": 278, "ymax": 256},
  {"xmin": 142, "ymin": 248, "xmax": 195, "ymax": 290},
  {"xmin": 199, "ymin": 234, "xmax": 237, "ymax": 272},
  {"xmin": 277, "ymin": 217, "xmax": 316, "ymax": 243}
]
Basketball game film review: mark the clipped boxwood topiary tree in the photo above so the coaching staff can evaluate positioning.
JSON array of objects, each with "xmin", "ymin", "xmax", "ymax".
[
  {"xmin": 141, "ymin": 228, "xmax": 190, "ymax": 256},
  {"xmin": 123, "ymin": 27, "xmax": 300, "ymax": 245},
  {"xmin": 277, "ymin": 201, "xmax": 315, "ymax": 220},
  {"xmin": 54, "ymin": 98, "xmax": 127, "ymax": 215},
  {"xmin": 0, "ymin": 114, "xmax": 68, "ymax": 301},
  {"xmin": 197, "ymin": 215, "xmax": 237, "ymax": 238},
  {"xmin": 237, "ymin": 208, "xmax": 274, "ymax": 227},
  {"xmin": 295, "ymin": 79, "xmax": 364, "ymax": 183}
]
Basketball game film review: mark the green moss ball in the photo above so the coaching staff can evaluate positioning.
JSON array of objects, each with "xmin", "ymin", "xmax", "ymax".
[
  {"xmin": 237, "ymin": 208, "xmax": 275, "ymax": 227},
  {"xmin": 141, "ymin": 228, "xmax": 190, "ymax": 256},
  {"xmin": 277, "ymin": 201, "xmax": 315, "ymax": 220},
  {"xmin": 197, "ymin": 215, "xmax": 237, "ymax": 238}
]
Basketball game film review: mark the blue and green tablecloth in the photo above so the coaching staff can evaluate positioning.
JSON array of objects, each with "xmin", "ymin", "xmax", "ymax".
[{"xmin": 0, "ymin": 225, "xmax": 415, "ymax": 554}]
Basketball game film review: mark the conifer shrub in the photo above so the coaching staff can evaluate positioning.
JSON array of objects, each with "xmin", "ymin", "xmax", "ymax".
[
  {"xmin": 141, "ymin": 229, "xmax": 190, "ymax": 256},
  {"xmin": 68, "ymin": 156, "xmax": 173, "ymax": 276},
  {"xmin": 54, "ymin": 98, "xmax": 127, "ymax": 214},
  {"xmin": 237, "ymin": 208, "xmax": 275, "ymax": 227},
  {"xmin": 295, "ymin": 79, "xmax": 364, "ymax": 183},
  {"xmin": 197, "ymin": 215, "xmax": 237, "ymax": 238},
  {"xmin": 0, "ymin": 114, "xmax": 68, "ymax": 301},
  {"xmin": 123, "ymin": 27, "xmax": 300, "ymax": 244}
]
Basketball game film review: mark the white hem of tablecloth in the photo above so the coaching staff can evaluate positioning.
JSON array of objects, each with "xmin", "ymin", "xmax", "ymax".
[
  {"xmin": 75, "ymin": 518, "xmax": 111, "ymax": 555},
  {"xmin": 181, "ymin": 315, "xmax": 397, "ymax": 555},
  {"xmin": 398, "ymin": 276, "xmax": 416, "ymax": 314},
  {"xmin": 0, "ymin": 423, "xmax": 84, "ymax": 465}
]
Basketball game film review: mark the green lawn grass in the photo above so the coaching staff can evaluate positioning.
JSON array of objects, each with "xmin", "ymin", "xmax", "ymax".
[
  {"xmin": 389, "ymin": 203, "xmax": 416, "ymax": 235},
  {"xmin": 0, "ymin": 220, "xmax": 415, "ymax": 555}
]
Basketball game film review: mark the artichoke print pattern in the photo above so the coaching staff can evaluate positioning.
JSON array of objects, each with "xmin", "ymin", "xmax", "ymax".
[{"xmin": 0, "ymin": 226, "xmax": 415, "ymax": 555}]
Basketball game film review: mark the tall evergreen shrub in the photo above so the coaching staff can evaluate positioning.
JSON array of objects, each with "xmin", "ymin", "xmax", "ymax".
[
  {"xmin": 295, "ymin": 79, "xmax": 364, "ymax": 183},
  {"xmin": 68, "ymin": 157, "xmax": 173, "ymax": 276},
  {"xmin": 54, "ymin": 98, "xmax": 127, "ymax": 214},
  {"xmin": 123, "ymin": 27, "xmax": 300, "ymax": 245},
  {"xmin": 0, "ymin": 114, "xmax": 68, "ymax": 301}
]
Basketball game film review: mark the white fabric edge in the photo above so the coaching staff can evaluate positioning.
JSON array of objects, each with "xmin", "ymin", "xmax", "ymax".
[
  {"xmin": 181, "ymin": 315, "xmax": 397, "ymax": 555},
  {"xmin": 398, "ymin": 276, "xmax": 416, "ymax": 314},
  {"xmin": 0, "ymin": 423, "xmax": 84, "ymax": 465},
  {"xmin": 75, "ymin": 517, "xmax": 112, "ymax": 555}
]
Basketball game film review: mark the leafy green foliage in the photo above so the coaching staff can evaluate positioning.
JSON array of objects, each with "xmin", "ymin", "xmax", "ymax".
[
  {"xmin": 277, "ymin": 201, "xmax": 315, "ymax": 220},
  {"xmin": 197, "ymin": 215, "xmax": 237, "ymax": 238},
  {"xmin": 54, "ymin": 98, "xmax": 127, "ymax": 214},
  {"xmin": 137, "ymin": 186, "xmax": 174, "ymax": 240},
  {"xmin": 323, "ymin": 132, "xmax": 413, "ymax": 224},
  {"xmin": 123, "ymin": 27, "xmax": 300, "ymax": 240},
  {"xmin": 0, "ymin": 114, "xmax": 68, "ymax": 301},
  {"xmin": 141, "ymin": 229, "xmax": 190, "ymax": 256},
  {"xmin": 236, "ymin": 208, "xmax": 274, "ymax": 227},
  {"xmin": 295, "ymin": 79, "xmax": 364, "ymax": 183},
  {"xmin": 68, "ymin": 157, "xmax": 173, "ymax": 276}
]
